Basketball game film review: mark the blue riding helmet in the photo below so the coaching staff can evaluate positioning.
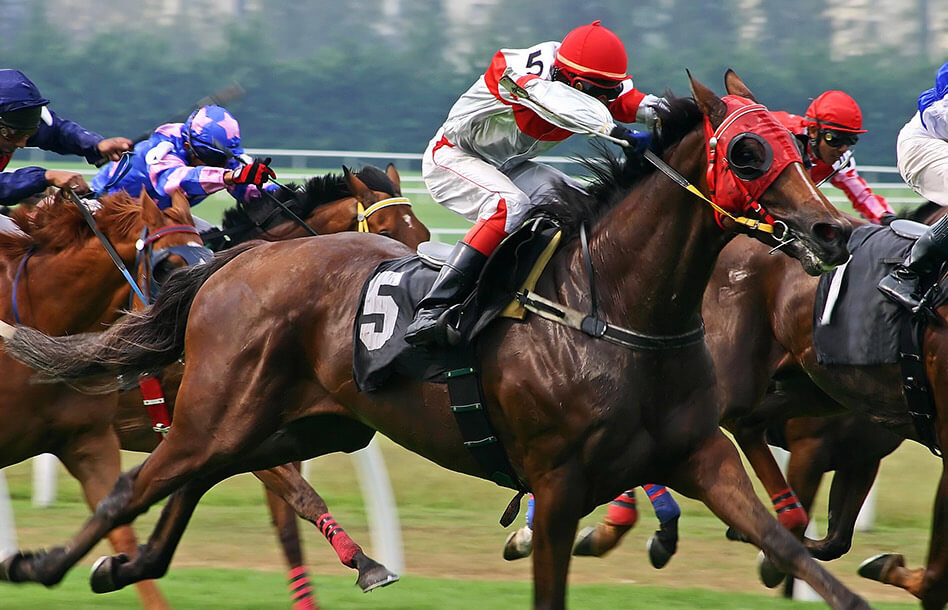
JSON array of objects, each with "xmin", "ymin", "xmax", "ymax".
[
  {"xmin": 0, "ymin": 69, "xmax": 50, "ymax": 131},
  {"xmin": 181, "ymin": 104, "xmax": 244, "ymax": 167}
]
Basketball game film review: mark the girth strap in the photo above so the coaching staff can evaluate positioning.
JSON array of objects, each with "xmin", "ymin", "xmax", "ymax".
[
  {"xmin": 898, "ymin": 316, "xmax": 942, "ymax": 456},
  {"xmin": 445, "ymin": 363, "xmax": 529, "ymax": 517},
  {"xmin": 516, "ymin": 289, "xmax": 705, "ymax": 351}
]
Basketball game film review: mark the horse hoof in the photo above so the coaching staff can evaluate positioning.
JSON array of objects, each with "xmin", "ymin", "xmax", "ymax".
[
  {"xmin": 90, "ymin": 553, "xmax": 129, "ymax": 594},
  {"xmin": 857, "ymin": 553, "xmax": 905, "ymax": 583},
  {"xmin": 503, "ymin": 526, "xmax": 533, "ymax": 561},
  {"xmin": 647, "ymin": 532, "xmax": 674, "ymax": 569},
  {"xmin": 572, "ymin": 526, "xmax": 599, "ymax": 557},
  {"xmin": 0, "ymin": 552, "xmax": 28, "ymax": 583},
  {"xmin": 757, "ymin": 551, "xmax": 786, "ymax": 588},
  {"xmin": 358, "ymin": 564, "xmax": 399, "ymax": 593},
  {"xmin": 725, "ymin": 526, "xmax": 750, "ymax": 543}
]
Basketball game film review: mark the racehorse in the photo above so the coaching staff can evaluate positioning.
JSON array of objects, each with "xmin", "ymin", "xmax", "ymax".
[
  {"xmin": 206, "ymin": 163, "xmax": 429, "ymax": 250},
  {"xmin": 113, "ymin": 164, "xmax": 425, "ymax": 606},
  {"xmin": 0, "ymin": 188, "xmax": 206, "ymax": 610},
  {"xmin": 0, "ymin": 72, "xmax": 868, "ymax": 609}
]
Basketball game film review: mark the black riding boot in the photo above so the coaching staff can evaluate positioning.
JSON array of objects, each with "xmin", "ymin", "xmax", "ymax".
[
  {"xmin": 404, "ymin": 241, "xmax": 487, "ymax": 346},
  {"xmin": 878, "ymin": 214, "xmax": 948, "ymax": 309}
]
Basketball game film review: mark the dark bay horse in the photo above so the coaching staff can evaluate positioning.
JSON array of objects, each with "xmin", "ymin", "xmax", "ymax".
[
  {"xmin": 113, "ymin": 165, "xmax": 424, "ymax": 606},
  {"xmin": 208, "ymin": 163, "xmax": 429, "ymax": 250},
  {"xmin": 0, "ymin": 189, "xmax": 205, "ymax": 610},
  {"xmin": 0, "ymin": 72, "xmax": 867, "ymax": 609}
]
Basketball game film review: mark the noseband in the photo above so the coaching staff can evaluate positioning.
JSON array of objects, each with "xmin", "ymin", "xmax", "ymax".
[{"xmin": 134, "ymin": 224, "xmax": 214, "ymax": 305}]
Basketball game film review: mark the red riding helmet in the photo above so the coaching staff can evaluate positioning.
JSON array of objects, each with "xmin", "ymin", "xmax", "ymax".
[
  {"xmin": 554, "ymin": 20, "xmax": 628, "ymax": 84},
  {"xmin": 804, "ymin": 91, "xmax": 867, "ymax": 133}
]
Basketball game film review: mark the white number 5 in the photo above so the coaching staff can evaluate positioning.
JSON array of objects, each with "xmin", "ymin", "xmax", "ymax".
[{"xmin": 359, "ymin": 270, "xmax": 405, "ymax": 351}]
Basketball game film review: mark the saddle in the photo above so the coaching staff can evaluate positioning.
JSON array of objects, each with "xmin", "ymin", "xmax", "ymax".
[
  {"xmin": 813, "ymin": 220, "xmax": 945, "ymax": 455},
  {"xmin": 353, "ymin": 215, "xmax": 561, "ymax": 392}
]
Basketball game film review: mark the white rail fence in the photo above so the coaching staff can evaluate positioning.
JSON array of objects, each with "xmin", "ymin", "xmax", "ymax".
[{"xmin": 0, "ymin": 149, "xmax": 922, "ymax": 566}]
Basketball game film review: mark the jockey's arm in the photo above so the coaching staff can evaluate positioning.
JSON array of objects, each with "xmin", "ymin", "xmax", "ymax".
[
  {"xmin": 500, "ymin": 76, "xmax": 616, "ymax": 137},
  {"xmin": 829, "ymin": 161, "xmax": 893, "ymax": 224},
  {"xmin": 27, "ymin": 108, "xmax": 107, "ymax": 164}
]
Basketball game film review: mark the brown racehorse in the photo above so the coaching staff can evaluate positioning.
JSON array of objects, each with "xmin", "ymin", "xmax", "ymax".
[
  {"xmin": 207, "ymin": 163, "xmax": 429, "ymax": 249},
  {"xmin": 0, "ymin": 188, "xmax": 205, "ymax": 610},
  {"xmin": 0, "ymin": 72, "xmax": 868, "ymax": 610},
  {"xmin": 113, "ymin": 164, "xmax": 426, "ymax": 606}
]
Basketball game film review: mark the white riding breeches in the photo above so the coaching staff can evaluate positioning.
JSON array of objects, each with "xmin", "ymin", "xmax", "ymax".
[{"xmin": 897, "ymin": 126, "xmax": 948, "ymax": 206}]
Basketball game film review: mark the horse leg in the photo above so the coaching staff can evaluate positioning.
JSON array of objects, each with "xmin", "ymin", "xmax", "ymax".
[
  {"xmin": 530, "ymin": 462, "xmax": 585, "ymax": 610},
  {"xmin": 674, "ymin": 431, "xmax": 869, "ymax": 610},
  {"xmin": 255, "ymin": 464, "xmax": 398, "ymax": 593},
  {"xmin": 572, "ymin": 490, "xmax": 637, "ymax": 559},
  {"xmin": 58, "ymin": 429, "xmax": 171, "ymax": 609},
  {"xmin": 263, "ymin": 462, "xmax": 319, "ymax": 610}
]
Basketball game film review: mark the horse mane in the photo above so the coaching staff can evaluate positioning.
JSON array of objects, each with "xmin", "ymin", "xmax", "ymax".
[
  {"xmin": 220, "ymin": 165, "xmax": 398, "ymax": 231},
  {"xmin": 0, "ymin": 190, "xmax": 149, "ymax": 259},
  {"xmin": 537, "ymin": 94, "xmax": 702, "ymax": 239}
]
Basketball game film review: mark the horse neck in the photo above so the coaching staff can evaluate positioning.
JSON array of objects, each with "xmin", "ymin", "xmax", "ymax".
[
  {"xmin": 307, "ymin": 197, "xmax": 358, "ymax": 234},
  {"xmin": 582, "ymin": 134, "xmax": 732, "ymax": 334},
  {"xmin": 11, "ymin": 232, "xmax": 139, "ymax": 334}
]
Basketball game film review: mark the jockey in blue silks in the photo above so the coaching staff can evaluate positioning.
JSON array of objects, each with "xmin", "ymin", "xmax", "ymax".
[
  {"xmin": 0, "ymin": 69, "xmax": 130, "ymax": 206},
  {"xmin": 92, "ymin": 104, "xmax": 276, "ymax": 211},
  {"xmin": 878, "ymin": 60, "xmax": 948, "ymax": 309}
]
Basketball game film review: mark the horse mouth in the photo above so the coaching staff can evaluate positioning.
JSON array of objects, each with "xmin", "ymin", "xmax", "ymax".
[{"xmin": 783, "ymin": 235, "xmax": 843, "ymax": 276}]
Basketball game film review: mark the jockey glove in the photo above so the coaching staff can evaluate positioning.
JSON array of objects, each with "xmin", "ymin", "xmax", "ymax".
[
  {"xmin": 232, "ymin": 157, "xmax": 276, "ymax": 187},
  {"xmin": 610, "ymin": 126, "xmax": 651, "ymax": 154}
]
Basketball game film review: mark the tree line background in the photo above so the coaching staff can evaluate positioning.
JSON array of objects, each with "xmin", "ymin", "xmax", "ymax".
[{"xmin": 1, "ymin": 0, "xmax": 943, "ymax": 166}]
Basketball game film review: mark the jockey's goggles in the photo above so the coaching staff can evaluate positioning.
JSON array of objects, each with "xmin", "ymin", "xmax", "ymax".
[
  {"xmin": 821, "ymin": 129, "xmax": 859, "ymax": 148},
  {"xmin": 554, "ymin": 67, "xmax": 623, "ymax": 103},
  {"xmin": 189, "ymin": 140, "xmax": 230, "ymax": 167},
  {"xmin": 0, "ymin": 124, "xmax": 37, "ymax": 142}
]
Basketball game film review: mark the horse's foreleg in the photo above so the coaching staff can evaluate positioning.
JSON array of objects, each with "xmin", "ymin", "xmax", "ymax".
[
  {"xmin": 59, "ymin": 431, "xmax": 170, "ymax": 610},
  {"xmin": 807, "ymin": 459, "xmax": 878, "ymax": 561},
  {"xmin": 263, "ymin": 462, "xmax": 318, "ymax": 610},
  {"xmin": 731, "ymin": 425, "xmax": 808, "ymax": 536},
  {"xmin": 255, "ymin": 463, "xmax": 398, "ymax": 594},
  {"xmin": 530, "ymin": 462, "xmax": 585, "ymax": 610},
  {"xmin": 676, "ymin": 431, "xmax": 868, "ymax": 610}
]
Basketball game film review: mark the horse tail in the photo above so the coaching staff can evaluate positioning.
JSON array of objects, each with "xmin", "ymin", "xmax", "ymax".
[{"xmin": 4, "ymin": 241, "xmax": 260, "ymax": 388}]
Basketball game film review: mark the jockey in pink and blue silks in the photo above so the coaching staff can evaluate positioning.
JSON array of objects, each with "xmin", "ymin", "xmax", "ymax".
[
  {"xmin": 0, "ymin": 69, "xmax": 130, "ymax": 206},
  {"xmin": 92, "ymin": 104, "xmax": 276, "ymax": 214},
  {"xmin": 404, "ymin": 20, "xmax": 661, "ymax": 347}
]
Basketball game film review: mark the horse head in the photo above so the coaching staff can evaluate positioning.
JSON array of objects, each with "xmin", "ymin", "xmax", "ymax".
[
  {"xmin": 343, "ymin": 163, "xmax": 430, "ymax": 250},
  {"xmin": 690, "ymin": 70, "xmax": 851, "ymax": 275}
]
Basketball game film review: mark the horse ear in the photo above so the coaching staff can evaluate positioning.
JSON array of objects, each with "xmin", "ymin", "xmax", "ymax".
[
  {"xmin": 169, "ymin": 189, "xmax": 195, "ymax": 224},
  {"xmin": 140, "ymin": 191, "xmax": 162, "ymax": 226},
  {"xmin": 724, "ymin": 69, "xmax": 756, "ymax": 102},
  {"xmin": 344, "ymin": 166, "xmax": 372, "ymax": 201},
  {"xmin": 385, "ymin": 163, "xmax": 402, "ymax": 196},
  {"xmin": 688, "ymin": 69, "xmax": 727, "ymax": 128}
]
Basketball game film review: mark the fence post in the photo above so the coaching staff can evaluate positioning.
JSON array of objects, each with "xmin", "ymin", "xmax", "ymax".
[
  {"xmin": 32, "ymin": 453, "xmax": 58, "ymax": 508},
  {"xmin": 0, "ymin": 471, "xmax": 16, "ymax": 558}
]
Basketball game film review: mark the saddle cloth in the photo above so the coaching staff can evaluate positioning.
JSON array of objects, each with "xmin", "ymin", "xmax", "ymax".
[
  {"xmin": 352, "ymin": 217, "xmax": 561, "ymax": 392},
  {"xmin": 813, "ymin": 223, "xmax": 946, "ymax": 365}
]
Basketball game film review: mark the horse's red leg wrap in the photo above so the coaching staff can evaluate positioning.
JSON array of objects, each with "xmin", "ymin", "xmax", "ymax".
[
  {"xmin": 770, "ymin": 488, "xmax": 808, "ymax": 532},
  {"xmin": 605, "ymin": 490, "xmax": 639, "ymax": 527},
  {"xmin": 317, "ymin": 513, "xmax": 360, "ymax": 568},
  {"xmin": 287, "ymin": 566, "xmax": 318, "ymax": 610}
]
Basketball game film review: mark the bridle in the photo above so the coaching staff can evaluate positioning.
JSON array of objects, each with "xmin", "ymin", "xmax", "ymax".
[
  {"xmin": 356, "ymin": 196, "xmax": 413, "ymax": 233},
  {"xmin": 133, "ymin": 224, "xmax": 213, "ymax": 306},
  {"xmin": 700, "ymin": 97, "xmax": 805, "ymax": 243}
]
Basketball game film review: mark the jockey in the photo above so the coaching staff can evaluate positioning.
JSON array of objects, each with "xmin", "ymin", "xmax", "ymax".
[
  {"xmin": 771, "ymin": 90, "xmax": 893, "ymax": 224},
  {"xmin": 92, "ymin": 105, "xmax": 276, "ymax": 217},
  {"xmin": 0, "ymin": 69, "xmax": 131, "ymax": 205},
  {"xmin": 878, "ymin": 60, "xmax": 948, "ymax": 309},
  {"xmin": 405, "ymin": 20, "xmax": 661, "ymax": 346}
]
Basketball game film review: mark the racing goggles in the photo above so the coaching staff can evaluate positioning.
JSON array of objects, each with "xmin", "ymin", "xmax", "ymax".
[
  {"xmin": 189, "ymin": 139, "xmax": 231, "ymax": 167},
  {"xmin": 821, "ymin": 130, "xmax": 859, "ymax": 148},
  {"xmin": 555, "ymin": 68, "xmax": 623, "ymax": 102}
]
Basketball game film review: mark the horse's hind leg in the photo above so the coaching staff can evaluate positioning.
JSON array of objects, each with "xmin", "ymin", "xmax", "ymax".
[
  {"xmin": 59, "ymin": 429, "xmax": 170, "ymax": 609},
  {"xmin": 263, "ymin": 464, "xmax": 319, "ymax": 610},
  {"xmin": 255, "ymin": 464, "xmax": 399, "ymax": 593},
  {"xmin": 673, "ymin": 430, "xmax": 868, "ymax": 610}
]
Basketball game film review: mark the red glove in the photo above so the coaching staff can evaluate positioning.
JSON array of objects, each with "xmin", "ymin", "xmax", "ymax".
[{"xmin": 231, "ymin": 157, "xmax": 275, "ymax": 187}]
